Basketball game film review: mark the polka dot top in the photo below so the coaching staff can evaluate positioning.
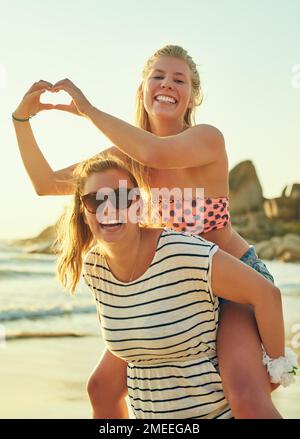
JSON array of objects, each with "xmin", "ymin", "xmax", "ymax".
[{"xmin": 158, "ymin": 196, "xmax": 230, "ymax": 235}]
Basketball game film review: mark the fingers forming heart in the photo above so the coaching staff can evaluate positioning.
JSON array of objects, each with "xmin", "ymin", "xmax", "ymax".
[{"xmin": 40, "ymin": 90, "xmax": 72, "ymax": 105}]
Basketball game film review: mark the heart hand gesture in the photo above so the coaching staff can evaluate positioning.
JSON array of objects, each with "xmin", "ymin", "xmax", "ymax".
[{"xmin": 52, "ymin": 78, "xmax": 92, "ymax": 117}]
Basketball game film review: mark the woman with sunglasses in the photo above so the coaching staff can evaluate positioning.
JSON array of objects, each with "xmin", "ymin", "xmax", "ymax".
[
  {"xmin": 13, "ymin": 45, "xmax": 285, "ymax": 418},
  {"xmin": 55, "ymin": 153, "xmax": 288, "ymax": 419}
]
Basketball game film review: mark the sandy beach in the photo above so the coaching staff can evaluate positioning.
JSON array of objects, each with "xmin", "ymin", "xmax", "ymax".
[
  {"xmin": 0, "ymin": 335, "xmax": 136, "ymax": 419},
  {"xmin": 0, "ymin": 334, "xmax": 299, "ymax": 419},
  {"xmin": 0, "ymin": 336, "xmax": 101, "ymax": 419}
]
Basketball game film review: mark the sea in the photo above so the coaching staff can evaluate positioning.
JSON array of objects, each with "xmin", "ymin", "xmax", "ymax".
[
  {"xmin": 0, "ymin": 240, "xmax": 300, "ymax": 344},
  {"xmin": 0, "ymin": 240, "xmax": 100, "ymax": 341}
]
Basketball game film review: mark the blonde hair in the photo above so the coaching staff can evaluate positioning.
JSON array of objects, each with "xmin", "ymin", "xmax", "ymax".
[
  {"xmin": 55, "ymin": 154, "xmax": 140, "ymax": 293},
  {"xmin": 135, "ymin": 44, "xmax": 203, "ymax": 131},
  {"xmin": 132, "ymin": 44, "xmax": 203, "ymax": 195}
]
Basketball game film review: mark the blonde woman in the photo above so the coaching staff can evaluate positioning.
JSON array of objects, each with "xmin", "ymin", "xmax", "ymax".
[
  {"xmin": 55, "ymin": 154, "xmax": 286, "ymax": 419},
  {"xmin": 13, "ymin": 45, "xmax": 283, "ymax": 418}
]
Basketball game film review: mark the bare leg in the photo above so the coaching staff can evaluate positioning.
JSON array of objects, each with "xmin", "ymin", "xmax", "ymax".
[
  {"xmin": 217, "ymin": 302, "xmax": 282, "ymax": 419},
  {"xmin": 87, "ymin": 348, "xmax": 129, "ymax": 419}
]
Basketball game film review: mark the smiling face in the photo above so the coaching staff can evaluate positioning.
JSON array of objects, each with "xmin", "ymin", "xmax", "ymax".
[
  {"xmin": 82, "ymin": 168, "xmax": 140, "ymax": 244},
  {"xmin": 143, "ymin": 56, "xmax": 193, "ymax": 124}
]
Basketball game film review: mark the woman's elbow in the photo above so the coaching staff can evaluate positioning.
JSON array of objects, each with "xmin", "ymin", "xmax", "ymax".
[
  {"xmin": 34, "ymin": 183, "xmax": 54, "ymax": 196},
  {"xmin": 264, "ymin": 284, "xmax": 282, "ymax": 309},
  {"xmin": 35, "ymin": 188, "xmax": 49, "ymax": 196},
  {"xmin": 34, "ymin": 180, "xmax": 58, "ymax": 196},
  {"xmin": 33, "ymin": 185, "xmax": 48, "ymax": 196},
  {"xmin": 252, "ymin": 284, "xmax": 282, "ymax": 310},
  {"xmin": 272, "ymin": 285, "xmax": 282, "ymax": 305}
]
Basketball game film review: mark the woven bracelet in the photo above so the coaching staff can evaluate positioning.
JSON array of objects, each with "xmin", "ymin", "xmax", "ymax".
[{"xmin": 12, "ymin": 113, "xmax": 36, "ymax": 122}]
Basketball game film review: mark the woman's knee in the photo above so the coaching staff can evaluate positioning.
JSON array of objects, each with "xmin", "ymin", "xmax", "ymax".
[
  {"xmin": 226, "ymin": 382, "xmax": 271, "ymax": 418},
  {"xmin": 87, "ymin": 371, "xmax": 104, "ymax": 402},
  {"xmin": 87, "ymin": 352, "xmax": 128, "ymax": 404},
  {"xmin": 87, "ymin": 369, "xmax": 126, "ymax": 403}
]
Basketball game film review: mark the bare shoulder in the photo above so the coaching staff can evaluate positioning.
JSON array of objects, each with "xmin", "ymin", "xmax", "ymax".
[
  {"xmin": 190, "ymin": 125, "xmax": 227, "ymax": 166},
  {"xmin": 192, "ymin": 124, "xmax": 225, "ymax": 144}
]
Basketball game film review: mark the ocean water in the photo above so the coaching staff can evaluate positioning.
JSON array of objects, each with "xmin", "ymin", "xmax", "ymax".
[
  {"xmin": 0, "ymin": 241, "xmax": 100, "ymax": 340},
  {"xmin": 0, "ymin": 241, "xmax": 299, "ymax": 342}
]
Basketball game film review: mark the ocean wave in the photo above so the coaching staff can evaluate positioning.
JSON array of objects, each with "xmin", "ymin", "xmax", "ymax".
[
  {"xmin": 0, "ymin": 251, "xmax": 56, "ymax": 267},
  {"xmin": 0, "ymin": 305, "xmax": 96, "ymax": 322},
  {"xmin": 0, "ymin": 267, "xmax": 55, "ymax": 278},
  {"xmin": 0, "ymin": 257, "xmax": 55, "ymax": 267},
  {"xmin": 5, "ymin": 331, "xmax": 95, "ymax": 340}
]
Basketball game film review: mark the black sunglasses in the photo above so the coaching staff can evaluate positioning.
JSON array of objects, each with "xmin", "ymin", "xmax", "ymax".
[{"xmin": 81, "ymin": 188, "xmax": 140, "ymax": 214}]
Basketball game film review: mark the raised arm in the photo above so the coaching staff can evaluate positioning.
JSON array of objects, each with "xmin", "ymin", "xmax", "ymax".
[
  {"xmin": 210, "ymin": 249, "xmax": 284, "ymax": 360},
  {"xmin": 13, "ymin": 120, "xmax": 78, "ymax": 196},
  {"xmin": 86, "ymin": 111, "xmax": 225, "ymax": 169},
  {"xmin": 52, "ymin": 79, "xmax": 226, "ymax": 169},
  {"xmin": 13, "ymin": 81, "xmax": 127, "ymax": 196},
  {"xmin": 13, "ymin": 80, "xmax": 79, "ymax": 195}
]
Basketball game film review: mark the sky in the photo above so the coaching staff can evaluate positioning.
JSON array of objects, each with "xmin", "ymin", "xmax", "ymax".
[{"xmin": 0, "ymin": 0, "xmax": 299, "ymax": 239}]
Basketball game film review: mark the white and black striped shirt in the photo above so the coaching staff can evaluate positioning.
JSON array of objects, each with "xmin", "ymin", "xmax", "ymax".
[{"xmin": 83, "ymin": 228, "xmax": 232, "ymax": 419}]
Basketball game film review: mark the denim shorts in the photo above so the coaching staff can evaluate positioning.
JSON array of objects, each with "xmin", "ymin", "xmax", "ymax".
[{"xmin": 219, "ymin": 246, "xmax": 274, "ymax": 305}]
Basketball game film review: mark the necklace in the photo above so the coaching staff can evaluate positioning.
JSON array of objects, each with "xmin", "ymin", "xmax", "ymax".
[
  {"xmin": 105, "ymin": 229, "xmax": 143, "ymax": 283},
  {"xmin": 128, "ymin": 229, "xmax": 142, "ymax": 282}
]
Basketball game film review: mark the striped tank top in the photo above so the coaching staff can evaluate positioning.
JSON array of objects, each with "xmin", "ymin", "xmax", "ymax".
[{"xmin": 83, "ymin": 228, "xmax": 232, "ymax": 419}]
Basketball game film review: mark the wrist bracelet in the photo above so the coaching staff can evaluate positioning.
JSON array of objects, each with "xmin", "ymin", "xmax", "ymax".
[
  {"xmin": 12, "ymin": 113, "xmax": 36, "ymax": 122},
  {"xmin": 262, "ymin": 345, "xmax": 298, "ymax": 387}
]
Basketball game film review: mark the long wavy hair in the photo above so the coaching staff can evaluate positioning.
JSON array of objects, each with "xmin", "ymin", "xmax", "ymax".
[{"xmin": 55, "ymin": 154, "xmax": 140, "ymax": 293}]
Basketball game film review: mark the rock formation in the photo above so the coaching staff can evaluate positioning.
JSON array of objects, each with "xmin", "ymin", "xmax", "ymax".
[{"xmin": 229, "ymin": 160, "xmax": 264, "ymax": 215}]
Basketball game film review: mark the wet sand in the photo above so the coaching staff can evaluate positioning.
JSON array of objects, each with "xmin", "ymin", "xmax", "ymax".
[{"xmin": 0, "ymin": 335, "xmax": 299, "ymax": 419}]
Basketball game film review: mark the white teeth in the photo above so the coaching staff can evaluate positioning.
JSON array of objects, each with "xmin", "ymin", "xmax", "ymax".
[
  {"xmin": 100, "ymin": 220, "xmax": 123, "ymax": 225},
  {"xmin": 155, "ymin": 95, "xmax": 176, "ymax": 104}
]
